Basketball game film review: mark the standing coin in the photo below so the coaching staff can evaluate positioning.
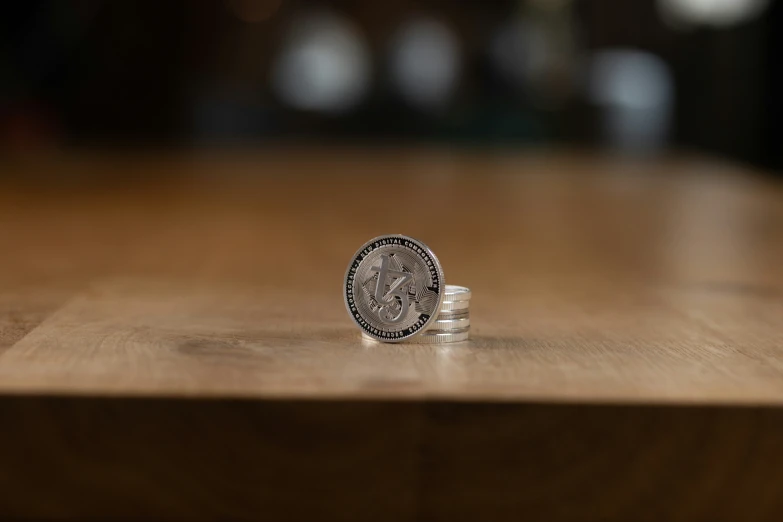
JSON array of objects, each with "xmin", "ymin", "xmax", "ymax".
[{"xmin": 344, "ymin": 235, "xmax": 445, "ymax": 342}]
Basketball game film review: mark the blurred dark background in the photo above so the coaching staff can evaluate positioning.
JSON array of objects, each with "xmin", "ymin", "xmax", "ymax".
[{"xmin": 1, "ymin": 0, "xmax": 781, "ymax": 171}]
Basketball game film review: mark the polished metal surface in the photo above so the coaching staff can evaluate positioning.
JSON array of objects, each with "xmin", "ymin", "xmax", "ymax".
[
  {"xmin": 362, "ymin": 327, "xmax": 470, "ymax": 343},
  {"xmin": 344, "ymin": 235, "xmax": 445, "ymax": 342},
  {"xmin": 432, "ymin": 315, "xmax": 470, "ymax": 329},
  {"xmin": 408, "ymin": 328, "xmax": 470, "ymax": 343},
  {"xmin": 436, "ymin": 309, "xmax": 469, "ymax": 320},
  {"xmin": 439, "ymin": 299, "xmax": 470, "ymax": 312},
  {"xmin": 444, "ymin": 285, "xmax": 471, "ymax": 302}
]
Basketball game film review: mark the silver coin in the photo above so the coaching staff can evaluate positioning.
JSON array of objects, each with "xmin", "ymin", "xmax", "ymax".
[
  {"xmin": 344, "ymin": 235, "xmax": 445, "ymax": 342},
  {"xmin": 436, "ymin": 309, "xmax": 469, "ymax": 320},
  {"xmin": 444, "ymin": 285, "xmax": 471, "ymax": 302},
  {"xmin": 362, "ymin": 328, "xmax": 469, "ymax": 344},
  {"xmin": 432, "ymin": 315, "xmax": 470, "ymax": 329},
  {"xmin": 439, "ymin": 299, "xmax": 469, "ymax": 312},
  {"xmin": 407, "ymin": 328, "xmax": 470, "ymax": 343}
]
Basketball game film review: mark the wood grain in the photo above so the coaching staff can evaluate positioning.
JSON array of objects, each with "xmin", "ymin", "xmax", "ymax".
[
  {"xmin": 1, "ymin": 149, "xmax": 782, "ymax": 520},
  {"xmin": 2, "ymin": 397, "xmax": 783, "ymax": 522}
]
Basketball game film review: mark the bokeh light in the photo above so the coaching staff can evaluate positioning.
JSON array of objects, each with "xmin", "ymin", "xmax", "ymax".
[
  {"xmin": 388, "ymin": 17, "xmax": 461, "ymax": 111},
  {"xmin": 272, "ymin": 11, "xmax": 371, "ymax": 114},
  {"xmin": 658, "ymin": 0, "xmax": 769, "ymax": 28}
]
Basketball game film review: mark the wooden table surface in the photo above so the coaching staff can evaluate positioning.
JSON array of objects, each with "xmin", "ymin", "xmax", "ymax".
[{"xmin": 1, "ymin": 150, "xmax": 783, "ymax": 521}]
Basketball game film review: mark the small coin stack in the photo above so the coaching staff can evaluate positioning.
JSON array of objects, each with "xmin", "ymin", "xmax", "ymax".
[
  {"xmin": 411, "ymin": 285, "xmax": 471, "ymax": 343},
  {"xmin": 361, "ymin": 284, "xmax": 471, "ymax": 344},
  {"xmin": 346, "ymin": 234, "xmax": 473, "ymax": 344}
]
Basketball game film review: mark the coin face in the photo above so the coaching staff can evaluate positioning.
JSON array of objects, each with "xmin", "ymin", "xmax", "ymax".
[{"xmin": 344, "ymin": 235, "xmax": 445, "ymax": 342}]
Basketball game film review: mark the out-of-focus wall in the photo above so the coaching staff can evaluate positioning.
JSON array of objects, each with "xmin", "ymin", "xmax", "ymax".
[{"xmin": 0, "ymin": 0, "xmax": 780, "ymax": 170}]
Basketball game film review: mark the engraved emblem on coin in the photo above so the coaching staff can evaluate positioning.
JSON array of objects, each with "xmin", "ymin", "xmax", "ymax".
[{"xmin": 344, "ymin": 235, "xmax": 445, "ymax": 342}]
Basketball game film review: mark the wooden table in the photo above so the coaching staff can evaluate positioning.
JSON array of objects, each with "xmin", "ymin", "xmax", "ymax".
[{"xmin": 1, "ymin": 150, "xmax": 782, "ymax": 521}]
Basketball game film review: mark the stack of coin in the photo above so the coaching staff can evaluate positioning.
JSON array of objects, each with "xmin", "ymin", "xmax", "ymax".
[
  {"xmin": 360, "ymin": 284, "xmax": 471, "ymax": 344},
  {"xmin": 345, "ymin": 234, "xmax": 472, "ymax": 344},
  {"xmin": 410, "ymin": 285, "xmax": 471, "ymax": 343}
]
